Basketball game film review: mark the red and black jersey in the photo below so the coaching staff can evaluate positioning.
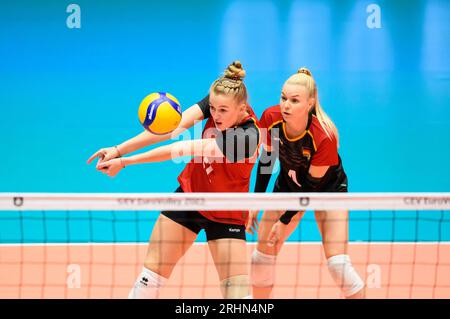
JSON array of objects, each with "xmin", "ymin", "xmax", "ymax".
[
  {"xmin": 178, "ymin": 96, "xmax": 261, "ymax": 225},
  {"xmin": 259, "ymin": 105, "xmax": 347, "ymax": 192}
]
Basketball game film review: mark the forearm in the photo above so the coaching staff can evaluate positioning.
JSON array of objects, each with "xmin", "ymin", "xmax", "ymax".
[
  {"xmin": 116, "ymin": 130, "xmax": 179, "ymax": 156},
  {"xmin": 116, "ymin": 104, "xmax": 204, "ymax": 156},
  {"xmin": 279, "ymin": 211, "xmax": 299, "ymax": 225},
  {"xmin": 254, "ymin": 149, "xmax": 276, "ymax": 193},
  {"xmin": 122, "ymin": 141, "xmax": 185, "ymax": 165}
]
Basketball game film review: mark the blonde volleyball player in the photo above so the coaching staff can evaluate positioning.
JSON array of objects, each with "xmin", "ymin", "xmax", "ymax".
[
  {"xmin": 248, "ymin": 68, "xmax": 365, "ymax": 299},
  {"xmin": 87, "ymin": 61, "xmax": 260, "ymax": 299}
]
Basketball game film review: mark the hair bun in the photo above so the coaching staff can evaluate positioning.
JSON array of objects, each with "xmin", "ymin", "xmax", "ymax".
[
  {"xmin": 224, "ymin": 61, "xmax": 246, "ymax": 80},
  {"xmin": 298, "ymin": 67, "xmax": 312, "ymax": 77}
]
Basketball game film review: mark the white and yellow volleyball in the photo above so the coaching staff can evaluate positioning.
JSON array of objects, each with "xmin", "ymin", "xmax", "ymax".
[{"xmin": 138, "ymin": 92, "xmax": 182, "ymax": 135}]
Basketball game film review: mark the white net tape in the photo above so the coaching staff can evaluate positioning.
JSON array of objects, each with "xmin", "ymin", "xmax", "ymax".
[{"xmin": 0, "ymin": 193, "xmax": 449, "ymax": 211}]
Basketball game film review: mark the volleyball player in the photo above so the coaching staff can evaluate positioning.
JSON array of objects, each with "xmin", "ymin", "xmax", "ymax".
[
  {"xmin": 249, "ymin": 68, "xmax": 365, "ymax": 299},
  {"xmin": 87, "ymin": 61, "xmax": 260, "ymax": 299}
]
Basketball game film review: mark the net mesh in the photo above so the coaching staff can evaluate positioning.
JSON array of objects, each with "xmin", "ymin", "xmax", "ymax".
[{"xmin": 0, "ymin": 193, "xmax": 449, "ymax": 299}]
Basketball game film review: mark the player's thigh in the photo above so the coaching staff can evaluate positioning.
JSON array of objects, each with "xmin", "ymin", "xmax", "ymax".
[
  {"xmin": 144, "ymin": 214, "xmax": 198, "ymax": 276},
  {"xmin": 208, "ymin": 238, "xmax": 248, "ymax": 281},
  {"xmin": 314, "ymin": 210, "xmax": 349, "ymax": 259},
  {"xmin": 256, "ymin": 210, "xmax": 304, "ymax": 256}
]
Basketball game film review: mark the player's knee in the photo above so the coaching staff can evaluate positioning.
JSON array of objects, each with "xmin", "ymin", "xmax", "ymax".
[
  {"xmin": 327, "ymin": 254, "xmax": 365, "ymax": 297},
  {"xmin": 128, "ymin": 267, "xmax": 168, "ymax": 299},
  {"xmin": 250, "ymin": 249, "xmax": 277, "ymax": 288},
  {"xmin": 257, "ymin": 239, "xmax": 281, "ymax": 255},
  {"xmin": 220, "ymin": 275, "xmax": 250, "ymax": 299}
]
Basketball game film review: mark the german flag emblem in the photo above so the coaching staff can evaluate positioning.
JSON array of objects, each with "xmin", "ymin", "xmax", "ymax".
[{"xmin": 302, "ymin": 148, "xmax": 311, "ymax": 160}]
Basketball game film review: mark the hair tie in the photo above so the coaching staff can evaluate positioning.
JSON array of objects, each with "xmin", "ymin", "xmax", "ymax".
[{"xmin": 297, "ymin": 68, "xmax": 312, "ymax": 77}]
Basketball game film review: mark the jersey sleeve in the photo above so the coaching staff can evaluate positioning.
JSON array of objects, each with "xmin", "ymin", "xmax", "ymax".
[
  {"xmin": 259, "ymin": 109, "xmax": 273, "ymax": 149},
  {"xmin": 196, "ymin": 95, "xmax": 210, "ymax": 118},
  {"xmin": 311, "ymin": 135, "xmax": 339, "ymax": 166},
  {"xmin": 215, "ymin": 123, "xmax": 260, "ymax": 163}
]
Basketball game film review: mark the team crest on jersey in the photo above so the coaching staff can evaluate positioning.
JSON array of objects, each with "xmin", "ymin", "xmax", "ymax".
[{"xmin": 302, "ymin": 147, "xmax": 311, "ymax": 160}]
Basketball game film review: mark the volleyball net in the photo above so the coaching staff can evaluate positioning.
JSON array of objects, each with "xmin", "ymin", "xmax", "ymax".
[{"xmin": 0, "ymin": 193, "xmax": 449, "ymax": 299}]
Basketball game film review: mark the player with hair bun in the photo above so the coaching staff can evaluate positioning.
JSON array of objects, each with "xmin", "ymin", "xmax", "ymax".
[{"xmin": 88, "ymin": 61, "xmax": 260, "ymax": 299}]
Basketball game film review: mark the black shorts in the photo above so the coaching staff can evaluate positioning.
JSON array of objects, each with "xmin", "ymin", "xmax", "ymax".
[{"xmin": 160, "ymin": 187, "xmax": 246, "ymax": 242}]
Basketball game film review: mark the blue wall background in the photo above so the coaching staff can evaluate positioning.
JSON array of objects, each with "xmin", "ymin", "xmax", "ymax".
[{"xmin": 0, "ymin": 1, "xmax": 449, "ymax": 243}]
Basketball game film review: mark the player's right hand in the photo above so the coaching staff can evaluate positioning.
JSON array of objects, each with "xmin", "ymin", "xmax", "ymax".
[
  {"xmin": 267, "ymin": 220, "xmax": 286, "ymax": 248},
  {"xmin": 97, "ymin": 158, "xmax": 124, "ymax": 177},
  {"xmin": 87, "ymin": 146, "xmax": 120, "ymax": 167},
  {"xmin": 246, "ymin": 210, "xmax": 260, "ymax": 235}
]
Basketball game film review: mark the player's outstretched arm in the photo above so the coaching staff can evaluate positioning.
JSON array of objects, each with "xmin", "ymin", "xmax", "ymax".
[
  {"xmin": 87, "ymin": 103, "xmax": 205, "ymax": 165},
  {"xmin": 96, "ymin": 138, "xmax": 223, "ymax": 177}
]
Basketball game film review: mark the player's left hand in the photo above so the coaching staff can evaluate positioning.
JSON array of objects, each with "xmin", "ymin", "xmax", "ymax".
[
  {"xmin": 267, "ymin": 220, "xmax": 286, "ymax": 248},
  {"xmin": 97, "ymin": 158, "xmax": 124, "ymax": 177}
]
